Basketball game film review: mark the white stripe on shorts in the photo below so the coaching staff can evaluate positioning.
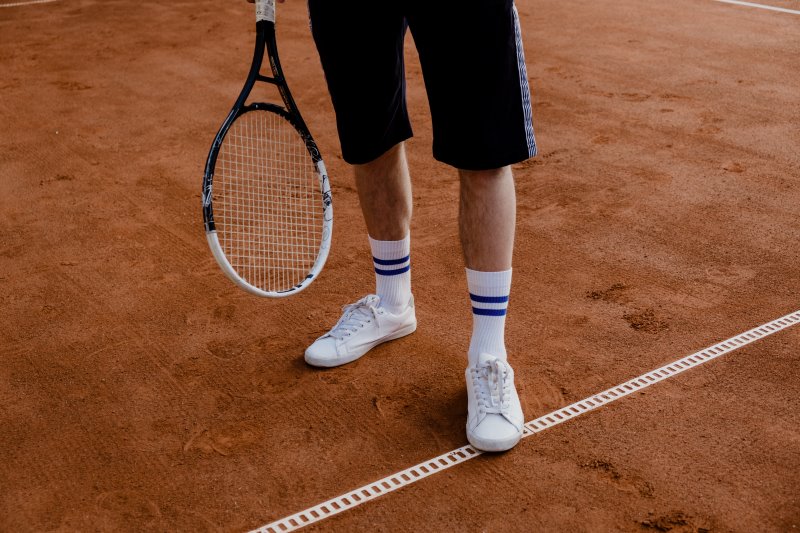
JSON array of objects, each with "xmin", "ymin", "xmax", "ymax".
[{"xmin": 512, "ymin": 4, "xmax": 537, "ymax": 158}]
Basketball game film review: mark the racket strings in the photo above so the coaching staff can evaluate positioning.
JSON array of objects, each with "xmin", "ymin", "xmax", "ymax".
[{"xmin": 215, "ymin": 110, "xmax": 322, "ymax": 293}]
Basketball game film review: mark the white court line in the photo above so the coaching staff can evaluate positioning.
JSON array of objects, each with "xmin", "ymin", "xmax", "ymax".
[
  {"xmin": 251, "ymin": 308, "xmax": 800, "ymax": 532},
  {"xmin": 713, "ymin": 0, "xmax": 800, "ymax": 14},
  {"xmin": 0, "ymin": 0, "xmax": 57, "ymax": 7}
]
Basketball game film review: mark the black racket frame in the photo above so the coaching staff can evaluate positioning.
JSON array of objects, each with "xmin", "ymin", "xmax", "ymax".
[{"xmin": 202, "ymin": 19, "xmax": 330, "ymax": 233}]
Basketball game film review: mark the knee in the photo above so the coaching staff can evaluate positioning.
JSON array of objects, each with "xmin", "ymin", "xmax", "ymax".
[
  {"xmin": 356, "ymin": 142, "xmax": 405, "ymax": 172},
  {"xmin": 459, "ymin": 165, "xmax": 512, "ymax": 183}
]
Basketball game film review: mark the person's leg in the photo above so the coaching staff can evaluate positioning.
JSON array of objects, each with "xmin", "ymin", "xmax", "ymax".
[
  {"xmin": 355, "ymin": 143, "xmax": 414, "ymax": 315},
  {"xmin": 354, "ymin": 142, "xmax": 412, "ymax": 241},
  {"xmin": 459, "ymin": 165, "xmax": 515, "ymax": 365},
  {"xmin": 305, "ymin": 144, "xmax": 417, "ymax": 367},
  {"xmin": 459, "ymin": 165, "xmax": 515, "ymax": 273},
  {"xmin": 407, "ymin": 0, "xmax": 532, "ymax": 452},
  {"xmin": 459, "ymin": 165, "xmax": 522, "ymax": 452},
  {"xmin": 304, "ymin": 1, "xmax": 417, "ymax": 368}
]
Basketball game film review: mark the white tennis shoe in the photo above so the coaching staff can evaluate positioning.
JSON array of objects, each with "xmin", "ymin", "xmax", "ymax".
[
  {"xmin": 466, "ymin": 353, "xmax": 524, "ymax": 452},
  {"xmin": 304, "ymin": 294, "xmax": 417, "ymax": 368}
]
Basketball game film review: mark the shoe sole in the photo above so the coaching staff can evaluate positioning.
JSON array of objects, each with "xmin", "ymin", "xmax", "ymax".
[
  {"xmin": 467, "ymin": 431, "xmax": 522, "ymax": 453},
  {"xmin": 304, "ymin": 321, "xmax": 417, "ymax": 368}
]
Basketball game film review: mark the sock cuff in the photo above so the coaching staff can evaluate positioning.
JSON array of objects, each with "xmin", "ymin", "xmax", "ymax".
[
  {"xmin": 370, "ymin": 234, "xmax": 410, "ymax": 277},
  {"xmin": 465, "ymin": 268, "xmax": 512, "ymax": 296},
  {"xmin": 467, "ymin": 268, "xmax": 512, "ymax": 316},
  {"xmin": 369, "ymin": 234, "xmax": 410, "ymax": 260}
]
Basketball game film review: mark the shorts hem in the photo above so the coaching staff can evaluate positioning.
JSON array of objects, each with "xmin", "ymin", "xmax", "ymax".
[
  {"xmin": 341, "ymin": 129, "xmax": 414, "ymax": 166},
  {"xmin": 433, "ymin": 145, "xmax": 538, "ymax": 171}
]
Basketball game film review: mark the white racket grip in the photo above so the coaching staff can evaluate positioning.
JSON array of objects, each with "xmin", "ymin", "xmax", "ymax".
[{"xmin": 256, "ymin": 0, "xmax": 275, "ymax": 22}]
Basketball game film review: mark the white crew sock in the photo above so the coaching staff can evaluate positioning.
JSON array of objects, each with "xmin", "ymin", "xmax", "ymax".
[
  {"xmin": 466, "ymin": 268, "xmax": 512, "ymax": 365},
  {"xmin": 368, "ymin": 234, "xmax": 411, "ymax": 314}
]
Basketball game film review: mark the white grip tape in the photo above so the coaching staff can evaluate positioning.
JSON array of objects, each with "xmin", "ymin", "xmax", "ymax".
[{"xmin": 256, "ymin": 0, "xmax": 275, "ymax": 22}]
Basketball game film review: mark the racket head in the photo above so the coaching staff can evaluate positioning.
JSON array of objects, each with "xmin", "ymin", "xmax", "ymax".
[{"xmin": 203, "ymin": 103, "xmax": 332, "ymax": 298}]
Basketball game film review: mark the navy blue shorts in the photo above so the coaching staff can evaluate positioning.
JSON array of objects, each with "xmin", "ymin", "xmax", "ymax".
[{"xmin": 308, "ymin": 0, "xmax": 537, "ymax": 171}]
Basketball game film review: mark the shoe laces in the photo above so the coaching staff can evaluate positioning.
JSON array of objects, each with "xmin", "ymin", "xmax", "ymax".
[
  {"xmin": 327, "ymin": 295, "xmax": 384, "ymax": 340},
  {"xmin": 471, "ymin": 356, "xmax": 512, "ymax": 416}
]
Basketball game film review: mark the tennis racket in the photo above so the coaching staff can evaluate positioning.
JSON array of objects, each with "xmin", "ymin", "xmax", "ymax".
[{"xmin": 202, "ymin": 0, "xmax": 332, "ymax": 298}]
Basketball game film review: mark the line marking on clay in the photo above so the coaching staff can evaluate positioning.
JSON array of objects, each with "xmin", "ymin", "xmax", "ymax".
[
  {"xmin": 0, "ymin": 0, "xmax": 58, "ymax": 7},
  {"xmin": 713, "ymin": 0, "xmax": 800, "ymax": 15},
  {"xmin": 251, "ymin": 308, "xmax": 800, "ymax": 532}
]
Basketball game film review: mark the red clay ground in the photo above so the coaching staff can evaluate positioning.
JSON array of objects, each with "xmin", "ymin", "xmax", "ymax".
[{"xmin": 1, "ymin": 0, "xmax": 799, "ymax": 531}]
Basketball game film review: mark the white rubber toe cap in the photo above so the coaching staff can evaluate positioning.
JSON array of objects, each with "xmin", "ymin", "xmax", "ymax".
[
  {"xmin": 304, "ymin": 337, "xmax": 346, "ymax": 368},
  {"xmin": 468, "ymin": 414, "xmax": 522, "ymax": 452}
]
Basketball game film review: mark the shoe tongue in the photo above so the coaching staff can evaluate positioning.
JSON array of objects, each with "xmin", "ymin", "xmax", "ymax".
[
  {"xmin": 345, "ymin": 295, "xmax": 379, "ymax": 323},
  {"xmin": 477, "ymin": 353, "xmax": 498, "ymax": 366}
]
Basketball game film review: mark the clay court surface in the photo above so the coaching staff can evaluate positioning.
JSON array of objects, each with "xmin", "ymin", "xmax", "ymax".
[{"xmin": 1, "ymin": 0, "xmax": 799, "ymax": 531}]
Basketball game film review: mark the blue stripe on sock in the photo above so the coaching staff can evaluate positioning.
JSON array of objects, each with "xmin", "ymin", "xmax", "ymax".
[
  {"xmin": 472, "ymin": 307, "xmax": 507, "ymax": 316},
  {"xmin": 373, "ymin": 255, "xmax": 410, "ymax": 266},
  {"xmin": 375, "ymin": 264, "xmax": 411, "ymax": 276},
  {"xmin": 469, "ymin": 293, "xmax": 509, "ymax": 304}
]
